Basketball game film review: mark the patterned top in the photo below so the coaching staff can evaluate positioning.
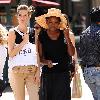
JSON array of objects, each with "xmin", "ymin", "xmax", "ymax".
[{"xmin": 80, "ymin": 24, "xmax": 100, "ymax": 65}]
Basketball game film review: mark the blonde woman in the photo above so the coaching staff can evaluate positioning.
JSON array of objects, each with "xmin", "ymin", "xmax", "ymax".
[
  {"xmin": 0, "ymin": 24, "xmax": 7, "ymax": 96},
  {"xmin": 8, "ymin": 5, "xmax": 39, "ymax": 100}
]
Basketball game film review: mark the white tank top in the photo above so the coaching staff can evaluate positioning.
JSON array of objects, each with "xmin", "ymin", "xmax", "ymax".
[
  {"xmin": 0, "ymin": 45, "xmax": 7, "ymax": 79},
  {"xmin": 8, "ymin": 42, "xmax": 38, "ymax": 70},
  {"xmin": 8, "ymin": 28, "xmax": 38, "ymax": 70}
]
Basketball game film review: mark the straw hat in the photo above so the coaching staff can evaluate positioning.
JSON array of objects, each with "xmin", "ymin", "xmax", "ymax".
[{"xmin": 35, "ymin": 8, "xmax": 68, "ymax": 30}]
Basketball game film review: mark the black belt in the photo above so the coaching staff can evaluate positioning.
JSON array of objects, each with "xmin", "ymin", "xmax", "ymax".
[
  {"xmin": 85, "ymin": 65, "xmax": 95, "ymax": 68},
  {"xmin": 84, "ymin": 64, "xmax": 100, "ymax": 68}
]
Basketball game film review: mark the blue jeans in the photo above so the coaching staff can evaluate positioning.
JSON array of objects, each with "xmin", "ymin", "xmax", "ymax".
[{"xmin": 84, "ymin": 67, "xmax": 100, "ymax": 100}]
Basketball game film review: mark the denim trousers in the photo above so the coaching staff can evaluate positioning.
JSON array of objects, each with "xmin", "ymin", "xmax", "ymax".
[{"xmin": 84, "ymin": 67, "xmax": 100, "ymax": 100}]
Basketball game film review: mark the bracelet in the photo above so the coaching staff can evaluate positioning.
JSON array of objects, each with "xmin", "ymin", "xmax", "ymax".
[
  {"xmin": 64, "ymin": 27, "xmax": 69, "ymax": 30},
  {"xmin": 67, "ymin": 42, "xmax": 72, "ymax": 45}
]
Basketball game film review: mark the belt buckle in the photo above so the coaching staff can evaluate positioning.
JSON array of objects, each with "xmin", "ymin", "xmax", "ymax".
[
  {"xmin": 27, "ymin": 67, "xmax": 33, "ymax": 72},
  {"xmin": 27, "ymin": 66, "xmax": 37, "ymax": 73}
]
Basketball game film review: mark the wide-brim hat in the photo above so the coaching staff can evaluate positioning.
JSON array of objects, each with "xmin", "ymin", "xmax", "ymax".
[{"xmin": 35, "ymin": 8, "xmax": 68, "ymax": 30}]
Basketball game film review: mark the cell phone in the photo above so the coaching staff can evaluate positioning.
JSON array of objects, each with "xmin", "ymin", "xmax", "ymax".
[{"xmin": 52, "ymin": 63, "xmax": 58, "ymax": 65}]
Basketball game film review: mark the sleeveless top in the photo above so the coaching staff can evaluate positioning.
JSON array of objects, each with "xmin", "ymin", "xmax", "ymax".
[
  {"xmin": 38, "ymin": 30, "xmax": 71, "ymax": 73},
  {"xmin": 8, "ymin": 27, "xmax": 37, "ymax": 70},
  {"xmin": 0, "ymin": 45, "xmax": 7, "ymax": 79}
]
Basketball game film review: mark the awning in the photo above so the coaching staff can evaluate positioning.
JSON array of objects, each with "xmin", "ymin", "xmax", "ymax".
[
  {"xmin": 0, "ymin": 0, "xmax": 11, "ymax": 4},
  {"xmin": 32, "ymin": 0, "xmax": 60, "ymax": 7}
]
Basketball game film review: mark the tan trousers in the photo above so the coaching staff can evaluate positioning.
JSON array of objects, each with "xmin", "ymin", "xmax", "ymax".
[{"xmin": 9, "ymin": 66, "xmax": 39, "ymax": 100}]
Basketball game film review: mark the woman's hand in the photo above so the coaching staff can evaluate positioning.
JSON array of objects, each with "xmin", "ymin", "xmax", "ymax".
[
  {"xmin": 47, "ymin": 60, "xmax": 53, "ymax": 68},
  {"xmin": 63, "ymin": 26, "xmax": 70, "ymax": 38},
  {"xmin": 63, "ymin": 26, "xmax": 75, "ymax": 56},
  {"xmin": 33, "ymin": 68, "xmax": 40, "ymax": 86}
]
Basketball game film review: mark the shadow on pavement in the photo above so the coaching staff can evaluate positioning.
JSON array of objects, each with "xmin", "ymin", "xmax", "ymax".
[{"xmin": 3, "ymin": 84, "xmax": 12, "ymax": 93}]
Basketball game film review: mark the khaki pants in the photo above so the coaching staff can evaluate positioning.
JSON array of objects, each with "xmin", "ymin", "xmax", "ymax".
[{"xmin": 9, "ymin": 65, "xmax": 39, "ymax": 100}]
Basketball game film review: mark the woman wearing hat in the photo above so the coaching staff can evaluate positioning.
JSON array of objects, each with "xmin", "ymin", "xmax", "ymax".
[
  {"xmin": 8, "ymin": 5, "xmax": 39, "ymax": 100},
  {"xmin": 35, "ymin": 8, "xmax": 75, "ymax": 100}
]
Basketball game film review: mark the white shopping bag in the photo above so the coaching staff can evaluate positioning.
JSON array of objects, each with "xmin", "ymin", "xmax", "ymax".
[{"xmin": 71, "ymin": 66, "xmax": 94, "ymax": 100}]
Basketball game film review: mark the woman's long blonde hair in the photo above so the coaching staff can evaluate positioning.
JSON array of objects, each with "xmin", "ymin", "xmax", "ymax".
[{"xmin": 0, "ymin": 24, "xmax": 8, "ymax": 45}]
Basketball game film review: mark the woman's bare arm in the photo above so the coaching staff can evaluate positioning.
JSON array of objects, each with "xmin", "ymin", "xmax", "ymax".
[
  {"xmin": 8, "ymin": 29, "xmax": 29, "ymax": 58},
  {"xmin": 69, "ymin": 31, "xmax": 78, "ymax": 63},
  {"xmin": 64, "ymin": 29, "xmax": 75, "ymax": 56}
]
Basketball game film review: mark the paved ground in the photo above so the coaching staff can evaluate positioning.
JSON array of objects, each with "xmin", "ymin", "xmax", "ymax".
[
  {"xmin": 0, "ymin": 85, "xmax": 29, "ymax": 100},
  {"xmin": 0, "ymin": 84, "xmax": 81, "ymax": 100},
  {"xmin": 0, "ymin": 83, "xmax": 94, "ymax": 100}
]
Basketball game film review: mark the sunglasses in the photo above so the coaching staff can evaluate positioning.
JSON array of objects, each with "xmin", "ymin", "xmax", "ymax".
[{"xmin": 34, "ymin": 26, "xmax": 41, "ymax": 29}]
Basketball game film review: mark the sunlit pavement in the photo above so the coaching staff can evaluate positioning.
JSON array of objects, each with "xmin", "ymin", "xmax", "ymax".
[
  {"xmin": 0, "ymin": 91, "xmax": 80, "ymax": 100},
  {"xmin": 0, "ymin": 93, "xmax": 29, "ymax": 100},
  {"xmin": 0, "ymin": 85, "xmax": 81, "ymax": 100},
  {"xmin": 0, "ymin": 86, "xmax": 29, "ymax": 100},
  {"xmin": 0, "ymin": 84, "xmax": 93, "ymax": 100},
  {"xmin": 0, "ymin": 87, "xmax": 93, "ymax": 100}
]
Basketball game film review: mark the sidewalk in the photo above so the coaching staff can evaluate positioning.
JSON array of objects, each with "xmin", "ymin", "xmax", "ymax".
[
  {"xmin": 0, "ymin": 92, "xmax": 29, "ymax": 100},
  {"xmin": 0, "ymin": 86, "xmax": 29, "ymax": 100}
]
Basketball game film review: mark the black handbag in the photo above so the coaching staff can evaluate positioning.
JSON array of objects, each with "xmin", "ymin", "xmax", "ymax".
[{"xmin": 0, "ymin": 79, "xmax": 5, "ymax": 96}]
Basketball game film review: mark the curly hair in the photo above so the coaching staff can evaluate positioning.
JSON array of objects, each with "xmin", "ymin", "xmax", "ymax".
[
  {"xmin": 90, "ymin": 6, "xmax": 100, "ymax": 23},
  {"xmin": 0, "ymin": 24, "xmax": 8, "ymax": 44}
]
